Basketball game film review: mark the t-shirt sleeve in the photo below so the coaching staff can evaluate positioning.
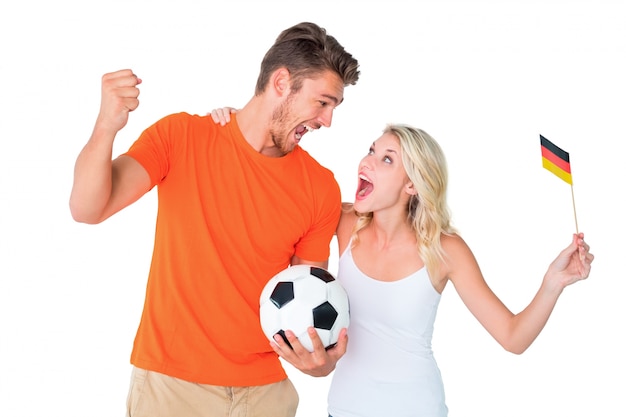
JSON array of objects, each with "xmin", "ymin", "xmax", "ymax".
[
  {"xmin": 123, "ymin": 113, "xmax": 185, "ymax": 187},
  {"xmin": 293, "ymin": 170, "xmax": 341, "ymax": 262}
]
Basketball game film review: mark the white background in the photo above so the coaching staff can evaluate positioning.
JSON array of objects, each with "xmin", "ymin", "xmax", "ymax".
[{"xmin": 1, "ymin": 1, "xmax": 624, "ymax": 416}]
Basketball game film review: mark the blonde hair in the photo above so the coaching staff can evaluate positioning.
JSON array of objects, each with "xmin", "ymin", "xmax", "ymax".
[{"xmin": 351, "ymin": 124, "xmax": 457, "ymax": 276}]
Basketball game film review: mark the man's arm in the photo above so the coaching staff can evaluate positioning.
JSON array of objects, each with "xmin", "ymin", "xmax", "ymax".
[
  {"xmin": 69, "ymin": 70, "xmax": 150, "ymax": 224},
  {"xmin": 290, "ymin": 254, "xmax": 328, "ymax": 270}
]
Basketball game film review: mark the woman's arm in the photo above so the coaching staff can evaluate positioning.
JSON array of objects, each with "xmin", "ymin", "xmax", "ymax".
[{"xmin": 445, "ymin": 233, "xmax": 592, "ymax": 354}]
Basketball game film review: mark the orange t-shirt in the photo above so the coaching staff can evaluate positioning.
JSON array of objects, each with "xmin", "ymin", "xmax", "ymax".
[{"xmin": 124, "ymin": 112, "xmax": 341, "ymax": 385}]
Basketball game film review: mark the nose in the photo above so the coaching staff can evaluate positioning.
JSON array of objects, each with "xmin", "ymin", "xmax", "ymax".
[
  {"xmin": 358, "ymin": 155, "xmax": 372, "ymax": 171},
  {"xmin": 317, "ymin": 107, "xmax": 334, "ymax": 128}
]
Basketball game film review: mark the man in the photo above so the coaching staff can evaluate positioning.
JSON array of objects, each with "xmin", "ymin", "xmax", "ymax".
[{"xmin": 69, "ymin": 22, "xmax": 359, "ymax": 417}]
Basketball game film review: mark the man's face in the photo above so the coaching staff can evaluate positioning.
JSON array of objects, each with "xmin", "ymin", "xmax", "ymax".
[{"xmin": 269, "ymin": 70, "xmax": 345, "ymax": 155}]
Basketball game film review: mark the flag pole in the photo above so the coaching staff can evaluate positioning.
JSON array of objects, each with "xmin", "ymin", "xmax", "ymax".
[
  {"xmin": 570, "ymin": 183, "xmax": 584, "ymax": 261},
  {"xmin": 570, "ymin": 184, "xmax": 579, "ymax": 234}
]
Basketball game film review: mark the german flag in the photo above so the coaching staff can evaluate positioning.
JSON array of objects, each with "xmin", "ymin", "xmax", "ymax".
[{"xmin": 540, "ymin": 135, "xmax": 572, "ymax": 185}]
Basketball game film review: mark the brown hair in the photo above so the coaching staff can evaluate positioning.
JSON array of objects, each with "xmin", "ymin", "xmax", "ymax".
[{"xmin": 255, "ymin": 22, "xmax": 360, "ymax": 95}]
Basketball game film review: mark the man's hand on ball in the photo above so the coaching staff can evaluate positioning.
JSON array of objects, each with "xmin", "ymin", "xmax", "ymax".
[{"xmin": 271, "ymin": 327, "xmax": 348, "ymax": 377}]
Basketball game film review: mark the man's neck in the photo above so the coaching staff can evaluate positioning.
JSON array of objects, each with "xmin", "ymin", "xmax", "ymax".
[{"xmin": 236, "ymin": 97, "xmax": 282, "ymax": 156}]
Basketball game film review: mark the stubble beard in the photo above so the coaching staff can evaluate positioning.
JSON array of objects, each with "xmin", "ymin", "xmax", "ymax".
[{"xmin": 270, "ymin": 95, "xmax": 297, "ymax": 156}]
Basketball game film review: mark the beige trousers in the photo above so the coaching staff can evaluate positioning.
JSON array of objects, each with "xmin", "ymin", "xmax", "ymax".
[{"xmin": 126, "ymin": 367, "xmax": 299, "ymax": 417}]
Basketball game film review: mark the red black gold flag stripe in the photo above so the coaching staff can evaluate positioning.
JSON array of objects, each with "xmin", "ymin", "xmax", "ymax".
[{"xmin": 540, "ymin": 135, "xmax": 572, "ymax": 185}]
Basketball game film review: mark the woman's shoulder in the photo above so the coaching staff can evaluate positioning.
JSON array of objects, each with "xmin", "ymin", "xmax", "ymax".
[
  {"xmin": 439, "ymin": 231, "xmax": 478, "ymax": 277},
  {"xmin": 440, "ymin": 232, "xmax": 473, "ymax": 256},
  {"xmin": 338, "ymin": 203, "xmax": 357, "ymax": 231},
  {"xmin": 336, "ymin": 203, "xmax": 358, "ymax": 251}
]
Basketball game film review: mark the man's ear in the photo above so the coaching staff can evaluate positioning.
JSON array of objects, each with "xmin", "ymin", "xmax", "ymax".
[{"xmin": 271, "ymin": 68, "xmax": 291, "ymax": 97}]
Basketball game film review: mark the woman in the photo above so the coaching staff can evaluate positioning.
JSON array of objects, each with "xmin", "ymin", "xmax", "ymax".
[
  {"xmin": 328, "ymin": 124, "xmax": 592, "ymax": 417},
  {"xmin": 210, "ymin": 111, "xmax": 593, "ymax": 417}
]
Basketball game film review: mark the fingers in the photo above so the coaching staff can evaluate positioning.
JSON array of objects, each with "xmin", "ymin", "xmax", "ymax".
[
  {"xmin": 103, "ymin": 69, "xmax": 141, "ymax": 86},
  {"xmin": 573, "ymin": 232, "xmax": 593, "ymax": 265},
  {"xmin": 272, "ymin": 330, "xmax": 297, "ymax": 355},
  {"xmin": 560, "ymin": 233, "xmax": 583, "ymax": 258},
  {"xmin": 325, "ymin": 327, "xmax": 348, "ymax": 359},
  {"xmin": 273, "ymin": 328, "xmax": 320, "ymax": 354},
  {"xmin": 209, "ymin": 108, "xmax": 233, "ymax": 126},
  {"xmin": 569, "ymin": 232, "xmax": 593, "ymax": 281},
  {"xmin": 97, "ymin": 69, "xmax": 142, "ymax": 133},
  {"xmin": 102, "ymin": 69, "xmax": 141, "ymax": 111},
  {"xmin": 270, "ymin": 328, "xmax": 338, "ymax": 377},
  {"xmin": 578, "ymin": 242, "xmax": 594, "ymax": 266},
  {"xmin": 306, "ymin": 327, "xmax": 328, "ymax": 352}
]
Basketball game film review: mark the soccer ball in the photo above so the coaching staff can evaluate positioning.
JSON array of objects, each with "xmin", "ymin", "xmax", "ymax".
[{"xmin": 259, "ymin": 265, "xmax": 350, "ymax": 352}]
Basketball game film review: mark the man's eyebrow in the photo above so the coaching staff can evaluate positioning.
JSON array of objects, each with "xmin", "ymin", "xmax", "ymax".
[{"xmin": 322, "ymin": 93, "xmax": 342, "ymax": 106}]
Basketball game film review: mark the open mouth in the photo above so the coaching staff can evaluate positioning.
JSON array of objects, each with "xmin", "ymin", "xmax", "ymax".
[
  {"xmin": 357, "ymin": 174, "xmax": 373, "ymax": 198},
  {"xmin": 295, "ymin": 124, "xmax": 313, "ymax": 140}
]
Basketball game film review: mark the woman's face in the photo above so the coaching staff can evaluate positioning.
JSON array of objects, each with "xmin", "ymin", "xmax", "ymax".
[{"xmin": 353, "ymin": 132, "xmax": 414, "ymax": 214}]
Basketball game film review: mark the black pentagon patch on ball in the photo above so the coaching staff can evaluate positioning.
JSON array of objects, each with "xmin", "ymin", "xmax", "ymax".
[
  {"xmin": 312, "ymin": 301, "xmax": 338, "ymax": 330},
  {"xmin": 270, "ymin": 281, "xmax": 294, "ymax": 308},
  {"xmin": 310, "ymin": 266, "xmax": 336, "ymax": 283}
]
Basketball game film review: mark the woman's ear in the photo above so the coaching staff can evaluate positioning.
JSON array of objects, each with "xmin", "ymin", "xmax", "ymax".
[{"xmin": 404, "ymin": 181, "xmax": 418, "ymax": 196}]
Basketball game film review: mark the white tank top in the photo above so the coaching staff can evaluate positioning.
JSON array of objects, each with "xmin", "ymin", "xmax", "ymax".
[{"xmin": 327, "ymin": 244, "xmax": 448, "ymax": 417}]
